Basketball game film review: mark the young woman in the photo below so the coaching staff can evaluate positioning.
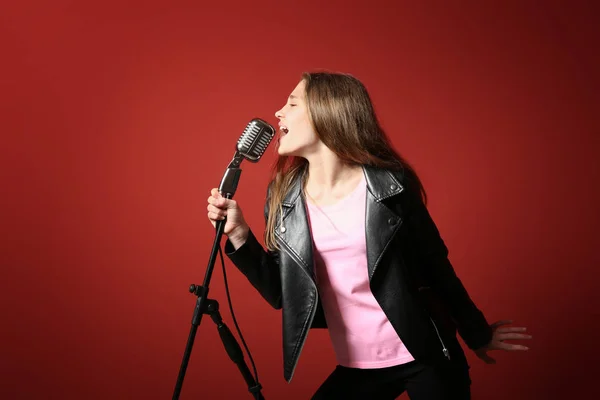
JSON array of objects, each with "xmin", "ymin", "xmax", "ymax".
[{"xmin": 206, "ymin": 72, "xmax": 531, "ymax": 399}]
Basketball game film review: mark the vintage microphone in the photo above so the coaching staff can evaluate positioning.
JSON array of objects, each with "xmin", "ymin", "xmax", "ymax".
[{"xmin": 173, "ymin": 118, "xmax": 276, "ymax": 399}]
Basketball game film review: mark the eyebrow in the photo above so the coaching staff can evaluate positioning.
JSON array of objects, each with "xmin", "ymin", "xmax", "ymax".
[{"xmin": 289, "ymin": 95, "xmax": 298, "ymax": 100}]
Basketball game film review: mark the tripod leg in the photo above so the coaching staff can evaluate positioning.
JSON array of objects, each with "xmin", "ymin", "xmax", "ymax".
[
  {"xmin": 206, "ymin": 299, "xmax": 265, "ymax": 400},
  {"xmin": 173, "ymin": 218, "xmax": 225, "ymax": 399},
  {"xmin": 173, "ymin": 286, "xmax": 209, "ymax": 399}
]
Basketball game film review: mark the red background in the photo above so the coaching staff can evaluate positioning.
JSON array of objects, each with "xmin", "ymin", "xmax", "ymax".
[{"xmin": 1, "ymin": 1, "xmax": 598, "ymax": 399}]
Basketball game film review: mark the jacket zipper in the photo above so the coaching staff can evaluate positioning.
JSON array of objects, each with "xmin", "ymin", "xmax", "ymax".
[{"xmin": 429, "ymin": 317, "xmax": 451, "ymax": 360}]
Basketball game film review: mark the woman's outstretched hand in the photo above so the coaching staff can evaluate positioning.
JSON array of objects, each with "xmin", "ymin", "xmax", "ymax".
[{"xmin": 475, "ymin": 320, "xmax": 532, "ymax": 364}]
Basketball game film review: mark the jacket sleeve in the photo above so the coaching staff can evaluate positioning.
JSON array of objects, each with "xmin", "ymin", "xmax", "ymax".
[
  {"xmin": 404, "ymin": 186, "xmax": 493, "ymax": 351},
  {"xmin": 223, "ymin": 185, "xmax": 282, "ymax": 310}
]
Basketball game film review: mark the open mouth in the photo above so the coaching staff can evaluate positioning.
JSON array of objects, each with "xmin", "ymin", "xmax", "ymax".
[{"xmin": 280, "ymin": 126, "xmax": 289, "ymax": 136}]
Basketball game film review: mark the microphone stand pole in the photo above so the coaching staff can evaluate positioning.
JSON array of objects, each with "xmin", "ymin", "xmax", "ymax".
[{"xmin": 173, "ymin": 154, "xmax": 265, "ymax": 400}]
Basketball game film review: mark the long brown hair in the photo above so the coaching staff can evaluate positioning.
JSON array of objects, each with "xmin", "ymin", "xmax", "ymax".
[{"xmin": 264, "ymin": 71, "xmax": 426, "ymax": 250}]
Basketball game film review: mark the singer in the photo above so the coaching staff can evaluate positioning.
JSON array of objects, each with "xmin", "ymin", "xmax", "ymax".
[{"xmin": 206, "ymin": 72, "xmax": 531, "ymax": 399}]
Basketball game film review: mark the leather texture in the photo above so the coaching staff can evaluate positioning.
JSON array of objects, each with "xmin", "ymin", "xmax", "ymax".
[{"xmin": 225, "ymin": 164, "xmax": 492, "ymax": 382}]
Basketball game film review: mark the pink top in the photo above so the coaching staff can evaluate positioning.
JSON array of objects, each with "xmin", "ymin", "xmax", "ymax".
[{"xmin": 306, "ymin": 173, "xmax": 415, "ymax": 368}]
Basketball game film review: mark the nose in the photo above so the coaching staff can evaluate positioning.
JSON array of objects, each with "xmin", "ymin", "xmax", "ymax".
[{"xmin": 275, "ymin": 108, "xmax": 283, "ymax": 119}]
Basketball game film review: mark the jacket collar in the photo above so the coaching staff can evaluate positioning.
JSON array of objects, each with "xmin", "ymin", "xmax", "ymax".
[{"xmin": 281, "ymin": 164, "xmax": 405, "ymax": 208}]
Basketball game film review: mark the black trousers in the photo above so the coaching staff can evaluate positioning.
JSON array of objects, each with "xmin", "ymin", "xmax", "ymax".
[{"xmin": 311, "ymin": 357, "xmax": 471, "ymax": 400}]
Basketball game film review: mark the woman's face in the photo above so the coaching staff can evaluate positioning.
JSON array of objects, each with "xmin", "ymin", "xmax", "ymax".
[{"xmin": 274, "ymin": 80, "xmax": 320, "ymax": 157}]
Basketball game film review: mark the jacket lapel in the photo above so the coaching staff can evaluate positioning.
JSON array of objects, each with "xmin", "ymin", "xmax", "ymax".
[
  {"xmin": 363, "ymin": 165, "xmax": 405, "ymax": 281},
  {"xmin": 273, "ymin": 165, "xmax": 405, "ymax": 283},
  {"xmin": 274, "ymin": 173, "xmax": 316, "ymax": 282}
]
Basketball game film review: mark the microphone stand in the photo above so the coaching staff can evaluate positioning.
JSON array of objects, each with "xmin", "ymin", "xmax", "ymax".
[{"xmin": 173, "ymin": 153, "xmax": 265, "ymax": 400}]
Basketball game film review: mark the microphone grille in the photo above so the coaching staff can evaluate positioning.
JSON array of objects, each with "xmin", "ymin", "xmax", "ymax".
[{"xmin": 237, "ymin": 118, "xmax": 276, "ymax": 162}]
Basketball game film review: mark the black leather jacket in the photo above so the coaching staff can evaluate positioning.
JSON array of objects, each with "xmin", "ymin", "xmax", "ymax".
[{"xmin": 225, "ymin": 165, "xmax": 492, "ymax": 382}]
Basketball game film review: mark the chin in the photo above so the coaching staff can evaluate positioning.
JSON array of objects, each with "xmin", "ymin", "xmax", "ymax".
[
  {"xmin": 277, "ymin": 145, "xmax": 293, "ymax": 157},
  {"xmin": 277, "ymin": 140, "xmax": 307, "ymax": 157}
]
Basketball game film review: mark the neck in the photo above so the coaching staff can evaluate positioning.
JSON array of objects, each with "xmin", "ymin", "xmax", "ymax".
[{"xmin": 304, "ymin": 150, "xmax": 362, "ymax": 191}]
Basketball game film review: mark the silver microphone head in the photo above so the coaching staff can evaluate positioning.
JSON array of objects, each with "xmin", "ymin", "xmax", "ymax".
[{"xmin": 236, "ymin": 118, "xmax": 276, "ymax": 162}]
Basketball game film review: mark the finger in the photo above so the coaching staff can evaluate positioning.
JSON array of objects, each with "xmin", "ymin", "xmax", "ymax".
[
  {"xmin": 496, "ymin": 333, "xmax": 533, "ymax": 341},
  {"xmin": 207, "ymin": 204, "xmax": 227, "ymax": 217},
  {"xmin": 211, "ymin": 188, "xmax": 222, "ymax": 198},
  {"xmin": 207, "ymin": 194, "xmax": 220, "ymax": 204},
  {"xmin": 496, "ymin": 327, "xmax": 527, "ymax": 333},
  {"xmin": 496, "ymin": 342, "xmax": 529, "ymax": 351},
  {"xmin": 207, "ymin": 211, "xmax": 226, "ymax": 221},
  {"xmin": 227, "ymin": 199, "xmax": 237, "ymax": 210},
  {"xmin": 491, "ymin": 320, "xmax": 513, "ymax": 329},
  {"xmin": 208, "ymin": 195, "xmax": 229, "ymax": 208}
]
